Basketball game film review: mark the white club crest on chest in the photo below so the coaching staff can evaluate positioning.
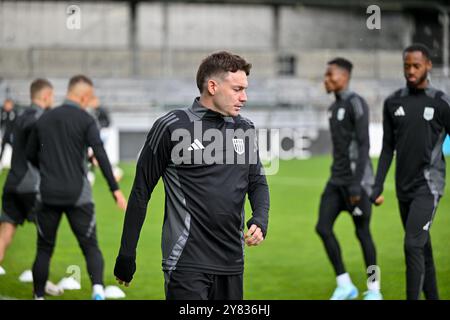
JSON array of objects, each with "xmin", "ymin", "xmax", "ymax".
[
  {"xmin": 232, "ymin": 138, "xmax": 245, "ymax": 155},
  {"xmin": 423, "ymin": 107, "xmax": 434, "ymax": 121},
  {"xmin": 337, "ymin": 108, "xmax": 346, "ymax": 121}
]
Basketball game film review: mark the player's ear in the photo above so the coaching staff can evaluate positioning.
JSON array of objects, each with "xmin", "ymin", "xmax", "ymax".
[
  {"xmin": 426, "ymin": 58, "xmax": 432, "ymax": 72},
  {"xmin": 207, "ymin": 79, "xmax": 218, "ymax": 96}
]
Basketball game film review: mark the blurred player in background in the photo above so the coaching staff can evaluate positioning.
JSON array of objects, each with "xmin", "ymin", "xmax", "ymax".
[
  {"xmin": 0, "ymin": 98, "xmax": 18, "ymax": 164},
  {"xmin": 371, "ymin": 44, "xmax": 450, "ymax": 300},
  {"xmin": 0, "ymin": 79, "xmax": 53, "ymax": 280},
  {"xmin": 26, "ymin": 75, "xmax": 127, "ymax": 300},
  {"xmin": 316, "ymin": 58, "xmax": 381, "ymax": 300},
  {"xmin": 87, "ymin": 96, "xmax": 123, "ymax": 186}
]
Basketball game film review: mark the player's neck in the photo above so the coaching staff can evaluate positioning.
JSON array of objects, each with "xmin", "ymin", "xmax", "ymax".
[
  {"xmin": 408, "ymin": 79, "xmax": 429, "ymax": 90},
  {"xmin": 198, "ymin": 96, "xmax": 227, "ymax": 116},
  {"xmin": 65, "ymin": 95, "xmax": 85, "ymax": 109},
  {"xmin": 31, "ymin": 100, "xmax": 46, "ymax": 109},
  {"xmin": 334, "ymin": 86, "xmax": 349, "ymax": 99}
]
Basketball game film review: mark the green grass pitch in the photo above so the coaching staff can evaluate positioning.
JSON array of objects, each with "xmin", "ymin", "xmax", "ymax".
[{"xmin": 0, "ymin": 156, "xmax": 449, "ymax": 300}]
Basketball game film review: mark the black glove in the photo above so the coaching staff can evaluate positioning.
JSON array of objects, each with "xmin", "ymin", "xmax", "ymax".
[{"xmin": 114, "ymin": 255, "xmax": 136, "ymax": 283}]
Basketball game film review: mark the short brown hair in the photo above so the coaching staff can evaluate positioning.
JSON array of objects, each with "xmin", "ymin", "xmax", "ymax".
[
  {"xmin": 68, "ymin": 74, "xmax": 93, "ymax": 91},
  {"xmin": 196, "ymin": 51, "xmax": 252, "ymax": 93},
  {"xmin": 30, "ymin": 78, "xmax": 53, "ymax": 100}
]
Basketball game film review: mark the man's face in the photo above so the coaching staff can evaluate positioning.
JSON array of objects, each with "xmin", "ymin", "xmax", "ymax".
[
  {"xmin": 89, "ymin": 96, "xmax": 100, "ymax": 109},
  {"xmin": 210, "ymin": 70, "xmax": 248, "ymax": 117},
  {"xmin": 79, "ymin": 86, "xmax": 95, "ymax": 109},
  {"xmin": 3, "ymin": 100, "xmax": 13, "ymax": 111},
  {"xmin": 403, "ymin": 51, "xmax": 432, "ymax": 88},
  {"xmin": 41, "ymin": 88, "xmax": 54, "ymax": 109},
  {"xmin": 324, "ymin": 64, "xmax": 348, "ymax": 93}
]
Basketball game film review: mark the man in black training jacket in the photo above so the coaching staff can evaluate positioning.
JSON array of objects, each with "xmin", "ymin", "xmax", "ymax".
[
  {"xmin": 27, "ymin": 75, "xmax": 127, "ymax": 300},
  {"xmin": 114, "ymin": 51, "xmax": 270, "ymax": 300},
  {"xmin": 372, "ymin": 44, "xmax": 450, "ymax": 300},
  {"xmin": 0, "ymin": 79, "xmax": 53, "ymax": 278},
  {"xmin": 316, "ymin": 58, "xmax": 381, "ymax": 300}
]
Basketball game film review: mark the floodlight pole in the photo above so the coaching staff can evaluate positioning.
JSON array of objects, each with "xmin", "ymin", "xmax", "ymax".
[
  {"xmin": 130, "ymin": 0, "xmax": 139, "ymax": 77},
  {"xmin": 439, "ymin": 7, "xmax": 449, "ymax": 77}
]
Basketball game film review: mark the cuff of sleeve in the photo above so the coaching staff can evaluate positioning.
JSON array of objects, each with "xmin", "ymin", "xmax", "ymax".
[
  {"xmin": 348, "ymin": 184, "xmax": 361, "ymax": 198},
  {"xmin": 110, "ymin": 184, "xmax": 120, "ymax": 194},
  {"xmin": 246, "ymin": 218, "xmax": 268, "ymax": 238},
  {"xmin": 369, "ymin": 186, "xmax": 382, "ymax": 203},
  {"xmin": 114, "ymin": 254, "xmax": 136, "ymax": 283}
]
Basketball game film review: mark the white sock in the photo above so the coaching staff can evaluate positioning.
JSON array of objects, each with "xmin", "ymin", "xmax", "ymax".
[
  {"xmin": 367, "ymin": 280, "xmax": 380, "ymax": 292},
  {"xmin": 92, "ymin": 284, "xmax": 105, "ymax": 298},
  {"xmin": 336, "ymin": 273, "xmax": 352, "ymax": 287},
  {"xmin": 0, "ymin": 266, "xmax": 6, "ymax": 275}
]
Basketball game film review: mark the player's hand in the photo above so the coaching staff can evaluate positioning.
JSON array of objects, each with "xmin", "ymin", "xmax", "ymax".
[
  {"xmin": 374, "ymin": 195, "xmax": 384, "ymax": 206},
  {"xmin": 113, "ymin": 190, "xmax": 127, "ymax": 211},
  {"xmin": 245, "ymin": 224, "xmax": 264, "ymax": 246},
  {"xmin": 116, "ymin": 277, "xmax": 130, "ymax": 287},
  {"xmin": 349, "ymin": 195, "xmax": 361, "ymax": 206}
]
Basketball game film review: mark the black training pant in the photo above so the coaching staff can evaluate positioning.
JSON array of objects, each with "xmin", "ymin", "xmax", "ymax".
[
  {"xmin": 32, "ymin": 202, "xmax": 104, "ymax": 297},
  {"xmin": 398, "ymin": 190, "xmax": 440, "ymax": 300},
  {"xmin": 164, "ymin": 269, "xmax": 243, "ymax": 300},
  {"xmin": 316, "ymin": 181, "xmax": 377, "ymax": 277}
]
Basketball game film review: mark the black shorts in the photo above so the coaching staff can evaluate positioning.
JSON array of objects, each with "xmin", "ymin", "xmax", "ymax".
[
  {"xmin": 320, "ymin": 181, "xmax": 371, "ymax": 217},
  {"xmin": 164, "ymin": 269, "xmax": 243, "ymax": 300},
  {"xmin": 0, "ymin": 191, "xmax": 39, "ymax": 225},
  {"xmin": 398, "ymin": 190, "xmax": 440, "ymax": 237}
]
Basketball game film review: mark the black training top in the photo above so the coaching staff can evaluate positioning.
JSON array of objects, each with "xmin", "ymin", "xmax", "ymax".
[
  {"xmin": 118, "ymin": 98, "xmax": 270, "ymax": 275},
  {"xmin": 372, "ymin": 85, "xmax": 450, "ymax": 201},
  {"xmin": 327, "ymin": 89, "xmax": 374, "ymax": 197},
  {"xmin": 4, "ymin": 104, "xmax": 45, "ymax": 194}
]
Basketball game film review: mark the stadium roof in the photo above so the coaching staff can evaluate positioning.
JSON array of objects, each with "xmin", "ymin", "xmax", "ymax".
[
  {"xmin": 6, "ymin": 0, "xmax": 448, "ymax": 12},
  {"xmin": 9, "ymin": 0, "xmax": 448, "ymax": 8},
  {"xmin": 131, "ymin": 0, "xmax": 449, "ymax": 10}
]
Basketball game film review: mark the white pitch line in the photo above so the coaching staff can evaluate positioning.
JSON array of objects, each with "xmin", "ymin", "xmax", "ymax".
[
  {"xmin": 0, "ymin": 295, "xmax": 20, "ymax": 300},
  {"xmin": 268, "ymin": 176, "xmax": 396, "ymax": 191}
]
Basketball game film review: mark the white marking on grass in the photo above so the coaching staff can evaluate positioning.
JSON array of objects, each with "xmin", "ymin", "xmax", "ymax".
[{"xmin": 0, "ymin": 294, "xmax": 20, "ymax": 300}]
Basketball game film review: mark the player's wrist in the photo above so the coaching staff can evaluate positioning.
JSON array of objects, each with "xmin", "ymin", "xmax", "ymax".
[
  {"xmin": 348, "ymin": 184, "xmax": 361, "ymax": 198},
  {"xmin": 369, "ymin": 186, "xmax": 382, "ymax": 203},
  {"xmin": 246, "ymin": 218, "xmax": 267, "ymax": 238},
  {"xmin": 114, "ymin": 254, "xmax": 136, "ymax": 283}
]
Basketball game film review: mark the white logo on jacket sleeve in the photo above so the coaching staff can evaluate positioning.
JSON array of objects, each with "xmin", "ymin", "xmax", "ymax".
[
  {"xmin": 337, "ymin": 108, "xmax": 345, "ymax": 121},
  {"xmin": 233, "ymin": 138, "xmax": 245, "ymax": 155},
  {"xmin": 423, "ymin": 107, "xmax": 434, "ymax": 121}
]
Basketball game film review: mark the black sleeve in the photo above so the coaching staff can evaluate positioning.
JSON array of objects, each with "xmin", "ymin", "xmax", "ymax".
[
  {"xmin": 437, "ymin": 92, "xmax": 450, "ymax": 135},
  {"xmin": 118, "ymin": 118, "xmax": 172, "ymax": 258},
  {"xmin": 98, "ymin": 107, "xmax": 111, "ymax": 128},
  {"xmin": 246, "ymin": 129, "xmax": 270, "ymax": 238},
  {"xmin": 25, "ymin": 125, "xmax": 40, "ymax": 168},
  {"xmin": 85, "ymin": 118, "xmax": 119, "ymax": 193},
  {"xmin": 2, "ymin": 121, "xmax": 14, "ymax": 145},
  {"xmin": 371, "ymin": 100, "xmax": 395, "ymax": 201},
  {"xmin": 22, "ymin": 112, "xmax": 38, "ymax": 141},
  {"xmin": 348, "ymin": 95, "xmax": 371, "ymax": 197}
]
